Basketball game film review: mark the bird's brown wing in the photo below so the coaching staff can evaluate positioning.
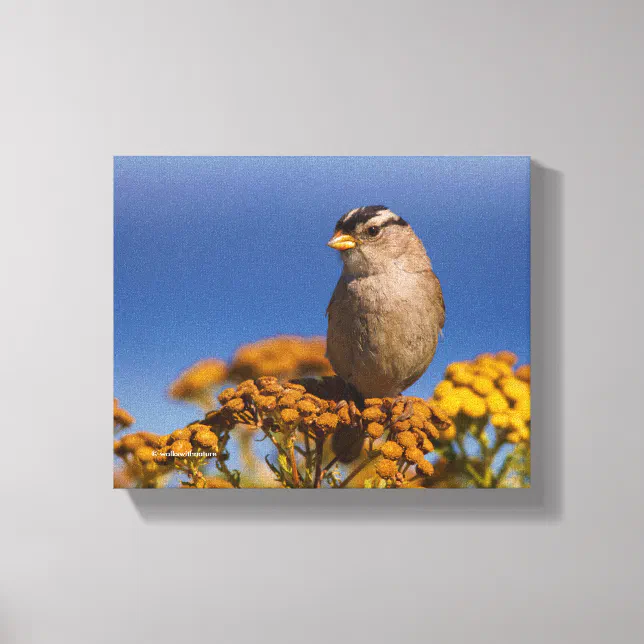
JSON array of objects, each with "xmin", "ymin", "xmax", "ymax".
[
  {"xmin": 325, "ymin": 277, "xmax": 355, "ymax": 382},
  {"xmin": 326, "ymin": 277, "xmax": 346, "ymax": 318},
  {"xmin": 432, "ymin": 272, "xmax": 446, "ymax": 331},
  {"xmin": 415, "ymin": 269, "xmax": 445, "ymax": 331}
]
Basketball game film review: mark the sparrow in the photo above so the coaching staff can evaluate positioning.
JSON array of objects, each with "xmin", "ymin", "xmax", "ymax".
[{"xmin": 326, "ymin": 206, "xmax": 445, "ymax": 399}]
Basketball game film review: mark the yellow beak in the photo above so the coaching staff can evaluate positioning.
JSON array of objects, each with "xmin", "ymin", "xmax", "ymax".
[{"xmin": 327, "ymin": 232, "xmax": 357, "ymax": 251}]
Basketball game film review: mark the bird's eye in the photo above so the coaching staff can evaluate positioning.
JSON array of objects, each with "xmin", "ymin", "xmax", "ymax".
[{"xmin": 367, "ymin": 225, "xmax": 380, "ymax": 237}]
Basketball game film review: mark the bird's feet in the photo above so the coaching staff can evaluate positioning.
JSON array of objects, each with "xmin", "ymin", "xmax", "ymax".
[{"xmin": 392, "ymin": 395, "xmax": 414, "ymax": 423}]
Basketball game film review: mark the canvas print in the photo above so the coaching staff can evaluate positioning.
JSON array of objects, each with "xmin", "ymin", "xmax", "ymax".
[{"xmin": 114, "ymin": 156, "xmax": 530, "ymax": 489}]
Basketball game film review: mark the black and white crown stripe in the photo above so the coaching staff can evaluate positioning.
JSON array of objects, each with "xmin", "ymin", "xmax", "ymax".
[{"xmin": 335, "ymin": 206, "xmax": 409, "ymax": 233}]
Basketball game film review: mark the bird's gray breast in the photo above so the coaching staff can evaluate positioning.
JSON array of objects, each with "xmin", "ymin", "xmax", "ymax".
[
  {"xmin": 327, "ymin": 270, "xmax": 442, "ymax": 396},
  {"xmin": 345, "ymin": 271, "xmax": 436, "ymax": 351}
]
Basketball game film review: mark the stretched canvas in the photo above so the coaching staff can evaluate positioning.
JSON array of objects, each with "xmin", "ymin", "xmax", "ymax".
[{"xmin": 114, "ymin": 156, "xmax": 531, "ymax": 489}]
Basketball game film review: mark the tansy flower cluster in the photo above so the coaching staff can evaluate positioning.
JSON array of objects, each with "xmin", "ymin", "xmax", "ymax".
[
  {"xmin": 114, "ymin": 374, "xmax": 456, "ymax": 488},
  {"xmin": 227, "ymin": 336, "xmax": 333, "ymax": 382},
  {"xmin": 167, "ymin": 336, "xmax": 333, "ymax": 408},
  {"xmin": 361, "ymin": 397, "xmax": 452, "ymax": 486},
  {"xmin": 114, "ymin": 423, "xmax": 223, "ymax": 487},
  {"xmin": 168, "ymin": 359, "xmax": 228, "ymax": 409},
  {"xmin": 207, "ymin": 376, "xmax": 341, "ymax": 437},
  {"xmin": 113, "ymin": 398, "xmax": 134, "ymax": 430},
  {"xmin": 115, "ymin": 342, "xmax": 529, "ymax": 489},
  {"xmin": 431, "ymin": 351, "xmax": 531, "ymax": 444}
]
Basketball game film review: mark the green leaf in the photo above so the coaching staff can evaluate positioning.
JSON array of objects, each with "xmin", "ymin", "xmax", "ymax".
[
  {"xmin": 264, "ymin": 456, "xmax": 280, "ymax": 475},
  {"xmin": 277, "ymin": 452, "xmax": 290, "ymax": 473}
]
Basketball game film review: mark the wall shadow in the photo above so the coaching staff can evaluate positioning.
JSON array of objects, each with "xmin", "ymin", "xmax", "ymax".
[{"xmin": 127, "ymin": 160, "xmax": 563, "ymax": 523}]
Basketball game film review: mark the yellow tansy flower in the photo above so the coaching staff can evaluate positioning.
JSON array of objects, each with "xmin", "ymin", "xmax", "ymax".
[
  {"xmin": 515, "ymin": 364, "xmax": 531, "ymax": 383},
  {"xmin": 485, "ymin": 390, "xmax": 509, "ymax": 414},
  {"xmin": 434, "ymin": 394, "xmax": 461, "ymax": 417},
  {"xmin": 490, "ymin": 413, "xmax": 510, "ymax": 429},
  {"xmin": 366, "ymin": 422, "xmax": 384, "ymax": 439},
  {"xmin": 460, "ymin": 390, "xmax": 488, "ymax": 418},
  {"xmin": 416, "ymin": 459, "xmax": 434, "ymax": 476},
  {"xmin": 449, "ymin": 365, "xmax": 475, "ymax": 386},
  {"xmin": 499, "ymin": 377, "xmax": 530, "ymax": 402},
  {"xmin": 495, "ymin": 350, "xmax": 518, "ymax": 366},
  {"xmin": 380, "ymin": 441, "xmax": 403, "ymax": 460},
  {"xmin": 433, "ymin": 380, "xmax": 454, "ymax": 399},
  {"xmin": 471, "ymin": 376, "xmax": 495, "ymax": 396},
  {"xmin": 280, "ymin": 408, "xmax": 300, "ymax": 424},
  {"xmin": 376, "ymin": 458, "xmax": 397, "ymax": 480},
  {"xmin": 514, "ymin": 395, "xmax": 531, "ymax": 422}
]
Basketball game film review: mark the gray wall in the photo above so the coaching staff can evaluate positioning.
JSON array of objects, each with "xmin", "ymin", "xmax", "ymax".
[{"xmin": 2, "ymin": 2, "xmax": 643, "ymax": 643}]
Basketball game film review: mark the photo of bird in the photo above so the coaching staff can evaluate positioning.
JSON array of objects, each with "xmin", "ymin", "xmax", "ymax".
[
  {"xmin": 326, "ymin": 206, "xmax": 445, "ymax": 399},
  {"xmin": 114, "ymin": 157, "xmax": 531, "ymax": 490}
]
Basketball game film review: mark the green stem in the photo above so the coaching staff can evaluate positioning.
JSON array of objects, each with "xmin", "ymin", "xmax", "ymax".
[
  {"xmin": 304, "ymin": 431, "xmax": 313, "ymax": 484},
  {"xmin": 339, "ymin": 453, "xmax": 379, "ymax": 488},
  {"xmin": 216, "ymin": 458, "xmax": 240, "ymax": 488},
  {"xmin": 313, "ymin": 436, "xmax": 325, "ymax": 488},
  {"xmin": 288, "ymin": 438, "xmax": 301, "ymax": 487},
  {"xmin": 494, "ymin": 444, "xmax": 513, "ymax": 486},
  {"xmin": 465, "ymin": 462, "xmax": 486, "ymax": 488},
  {"xmin": 456, "ymin": 434, "xmax": 467, "ymax": 458},
  {"xmin": 319, "ymin": 454, "xmax": 340, "ymax": 483}
]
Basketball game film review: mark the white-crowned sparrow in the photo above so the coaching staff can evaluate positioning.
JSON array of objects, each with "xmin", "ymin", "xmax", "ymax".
[{"xmin": 326, "ymin": 206, "xmax": 445, "ymax": 398}]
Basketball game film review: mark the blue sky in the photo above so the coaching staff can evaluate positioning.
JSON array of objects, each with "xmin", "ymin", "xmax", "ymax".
[{"xmin": 114, "ymin": 156, "xmax": 530, "ymax": 435}]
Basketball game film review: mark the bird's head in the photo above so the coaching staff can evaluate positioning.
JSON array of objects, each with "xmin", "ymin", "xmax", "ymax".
[{"xmin": 328, "ymin": 206, "xmax": 423, "ymax": 277}]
